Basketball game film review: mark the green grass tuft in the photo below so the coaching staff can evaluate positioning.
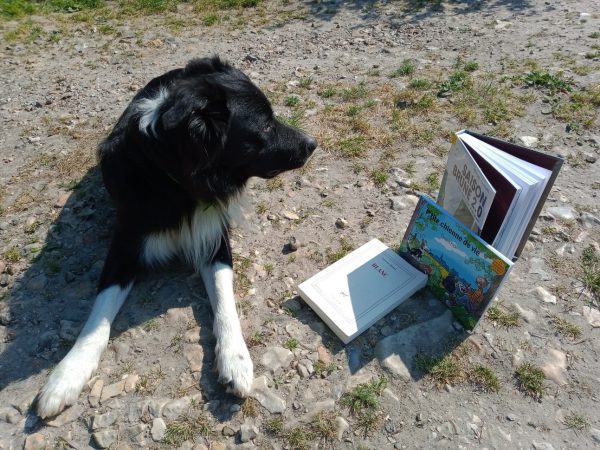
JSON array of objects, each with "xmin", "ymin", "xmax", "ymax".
[
  {"xmin": 340, "ymin": 376, "xmax": 387, "ymax": 415},
  {"xmin": 470, "ymin": 366, "xmax": 501, "ymax": 393},
  {"xmin": 563, "ymin": 413, "xmax": 589, "ymax": 431},
  {"xmin": 515, "ymin": 363, "xmax": 545, "ymax": 400},
  {"xmin": 487, "ymin": 304, "xmax": 520, "ymax": 327},
  {"xmin": 580, "ymin": 245, "xmax": 600, "ymax": 299}
]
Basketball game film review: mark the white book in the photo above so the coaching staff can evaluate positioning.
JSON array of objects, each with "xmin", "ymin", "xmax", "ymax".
[{"xmin": 298, "ymin": 239, "xmax": 427, "ymax": 344}]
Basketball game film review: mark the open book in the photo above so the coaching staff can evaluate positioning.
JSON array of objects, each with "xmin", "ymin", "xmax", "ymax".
[
  {"xmin": 437, "ymin": 130, "xmax": 563, "ymax": 259},
  {"xmin": 298, "ymin": 131, "xmax": 561, "ymax": 344}
]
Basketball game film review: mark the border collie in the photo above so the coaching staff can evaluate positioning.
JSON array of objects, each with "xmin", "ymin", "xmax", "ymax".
[{"xmin": 36, "ymin": 56, "xmax": 317, "ymax": 418}]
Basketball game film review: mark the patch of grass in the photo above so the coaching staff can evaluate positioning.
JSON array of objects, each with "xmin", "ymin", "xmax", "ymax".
[
  {"xmin": 335, "ymin": 136, "xmax": 366, "ymax": 158},
  {"xmin": 246, "ymin": 331, "xmax": 264, "ymax": 347},
  {"xmin": 264, "ymin": 415, "xmax": 284, "ymax": 435},
  {"xmin": 563, "ymin": 413, "xmax": 589, "ymax": 431},
  {"xmin": 340, "ymin": 376, "xmax": 387, "ymax": 415},
  {"xmin": 463, "ymin": 60, "xmax": 479, "ymax": 72},
  {"xmin": 1, "ymin": 0, "xmax": 35, "ymax": 17},
  {"xmin": 347, "ymin": 105, "xmax": 362, "ymax": 116},
  {"xmin": 341, "ymin": 82, "xmax": 369, "ymax": 101},
  {"xmin": 590, "ymin": 32, "xmax": 600, "ymax": 39},
  {"xmin": 24, "ymin": 220, "xmax": 42, "ymax": 235},
  {"xmin": 4, "ymin": 20, "xmax": 45, "ymax": 44},
  {"xmin": 264, "ymin": 176, "xmax": 284, "ymax": 191},
  {"xmin": 580, "ymin": 245, "xmax": 600, "ymax": 299},
  {"xmin": 285, "ymin": 426, "xmax": 313, "ymax": 450},
  {"xmin": 515, "ymin": 363, "xmax": 545, "ymax": 400},
  {"xmin": 255, "ymin": 201, "xmax": 268, "ymax": 214},
  {"xmin": 163, "ymin": 415, "xmax": 212, "ymax": 446},
  {"xmin": 487, "ymin": 304, "xmax": 520, "ymax": 327},
  {"xmin": 521, "ymin": 71, "xmax": 573, "ymax": 94},
  {"xmin": 548, "ymin": 314, "xmax": 582, "ymax": 339},
  {"xmin": 202, "ymin": 13, "xmax": 219, "ymax": 26},
  {"xmin": 425, "ymin": 171, "xmax": 440, "ymax": 193},
  {"xmin": 284, "ymin": 95, "xmax": 300, "ymax": 107},
  {"xmin": 438, "ymin": 70, "xmax": 471, "ymax": 97},
  {"xmin": 241, "ymin": 398, "xmax": 259, "ymax": 417},
  {"xmin": 391, "ymin": 59, "xmax": 415, "ymax": 77},
  {"xmin": 401, "ymin": 161, "xmax": 416, "ymax": 176},
  {"xmin": 298, "ymin": 77, "xmax": 313, "ymax": 89},
  {"xmin": 370, "ymin": 169, "xmax": 388, "ymax": 187},
  {"xmin": 144, "ymin": 318, "xmax": 159, "ymax": 331},
  {"xmin": 356, "ymin": 410, "xmax": 381, "ymax": 435},
  {"xmin": 283, "ymin": 337, "xmax": 298, "ymax": 351},
  {"xmin": 313, "ymin": 360, "xmax": 336, "ymax": 377},
  {"xmin": 414, "ymin": 353, "xmax": 466, "ymax": 386},
  {"xmin": 318, "ymin": 85, "xmax": 337, "ymax": 98},
  {"xmin": 136, "ymin": 366, "xmax": 166, "ymax": 394},
  {"xmin": 3, "ymin": 246, "xmax": 21, "ymax": 263},
  {"xmin": 310, "ymin": 411, "xmax": 337, "ymax": 444},
  {"xmin": 276, "ymin": 111, "xmax": 302, "ymax": 128},
  {"xmin": 409, "ymin": 78, "xmax": 432, "ymax": 90},
  {"xmin": 263, "ymin": 262, "xmax": 274, "ymax": 275},
  {"xmin": 470, "ymin": 366, "xmax": 501, "ymax": 393},
  {"xmin": 326, "ymin": 237, "xmax": 354, "ymax": 264}
]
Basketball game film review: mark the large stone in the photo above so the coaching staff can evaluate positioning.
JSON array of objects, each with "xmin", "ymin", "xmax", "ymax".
[
  {"xmin": 89, "ymin": 378, "xmax": 104, "ymax": 407},
  {"xmin": 335, "ymin": 416, "xmax": 349, "ymax": 440},
  {"xmin": 101, "ymin": 380, "xmax": 125, "ymax": 402},
  {"xmin": 92, "ymin": 411, "xmax": 118, "ymax": 430},
  {"xmin": 375, "ymin": 310, "xmax": 456, "ymax": 380},
  {"xmin": 0, "ymin": 407, "xmax": 20, "ymax": 424},
  {"xmin": 23, "ymin": 433, "xmax": 46, "ymax": 450},
  {"xmin": 239, "ymin": 422, "xmax": 259, "ymax": 443},
  {"xmin": 184, "ymin": 344, "xmax": 203, "ymax": 373},
  {"xmin": 151, "ymin": 418, "xmax": 167, "ymax": 441},
  {"xmin": 531, "ymin": 286, "xmax": 556, "ymax": 304},
  {"xmin": 542, "ymin": 349, "xmax": 568, "ymax": 386},
  {"xmin": 251, "ymin": 376, "xmax": 286, "ymax": 413},
  {"xmin": 124, "ymin": 374, "xmax": 139, "ymax": 393},
  {"xmin": 162, "ymin": 397, "xmax": 191, "ymax": 420},
  {"xmin": 46, "ymin": 404, "xmax": 84, "ymax": 427},
  {"xmin": 583, "ymin": 306, "xmax": 600, "ymax": 328},
  {"xmin": 546, "ymin": 206, "xmax": 576, "ymax": 221},
  {"xmin": 93, "ymin": 429, "xmax": 117, "ymax": 448},
  {"xmin": 260, "ymin": 347, "xmax": 293, "ymax": 373}
]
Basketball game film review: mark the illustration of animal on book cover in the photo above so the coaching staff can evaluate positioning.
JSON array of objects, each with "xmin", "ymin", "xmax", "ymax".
[{"xmin": 399, "ymin": 197, "xmax": 511, "ymax": 330}]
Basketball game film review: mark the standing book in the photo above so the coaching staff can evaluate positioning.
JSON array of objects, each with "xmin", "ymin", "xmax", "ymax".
[{"xmin": 437, "ymin": 130, "xmax": 563, "ymax": 259}]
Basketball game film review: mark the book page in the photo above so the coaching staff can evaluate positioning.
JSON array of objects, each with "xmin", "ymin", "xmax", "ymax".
[{"xmin": 437, "ymin": 134, "xmax": 496, "ymax": 232}]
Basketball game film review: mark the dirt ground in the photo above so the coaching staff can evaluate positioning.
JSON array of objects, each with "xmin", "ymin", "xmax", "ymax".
[{"xmin": 1, "ymin": 0, "xmax": 599, "ymax": 449}]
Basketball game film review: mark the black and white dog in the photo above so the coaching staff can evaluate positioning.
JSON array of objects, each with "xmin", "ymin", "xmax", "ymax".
[{"xmin": 36, "ymin": 56, "xmax": 317, "ymax": 418}]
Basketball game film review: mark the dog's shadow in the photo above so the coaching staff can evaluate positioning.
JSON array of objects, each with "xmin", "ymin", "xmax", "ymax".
[{"xmin": 0, "ymin": 166, "xmax": 241, "ymax": 429}]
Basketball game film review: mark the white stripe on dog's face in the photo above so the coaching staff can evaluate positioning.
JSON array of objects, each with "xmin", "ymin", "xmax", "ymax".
[
  {"xmin": 37, "ymin": 284, "xmax": 133, "ymax": 418},
  {"xmin": 136, "ymin": 87, "xmax": 169, "ymax": 137}
]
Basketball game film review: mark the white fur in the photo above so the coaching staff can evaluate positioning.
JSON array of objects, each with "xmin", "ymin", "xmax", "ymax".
[
  {"xmin": 37, "ymin": 284, "xmax": 132, "ymax": 418},
  {"xmin": 200, "ymin": 262, "xmax": 253, "ymax": 396},
  {"xmin": 136, "ymin": 87, "xmax": 169, "ymax": 137},
  {"xmin": 143, "ymin": 196, "xmax": 245, "ymax": 268}
]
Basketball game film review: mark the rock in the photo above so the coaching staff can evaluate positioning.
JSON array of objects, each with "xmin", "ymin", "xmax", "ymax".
[
  {"xmin": 519, "ymin": 136, "xmax": 538, "ymax": 147},
  {"xmin": 147, "ymin": 399, "xmax": 168, "ymax": 418},
  {"xmin": 260, "ymin": 347, "xmax": 293, "ymax": 373},
  {"xmin": 124, "ymin": 374, "xmax": 139, "ymax": 393},
  {"xmin": 513, "ymin": 303, "xmax": 536, "ymax": 323},
  {"xmin": 239, "ymin": 423, "xmax": 259, "ymax": 443},
  {"xmin": 583, "ymin": 306, "xmax": 600, "ymax": 327},
  {"xmin": 282, "ymin": 211, "xmax": 300, "ymax": 221},
  {"xmin": 542, "ymin": 349, "xmax": 568, "ymax": 386},
  {"xmin": 298, "ymin": 359, "xmax": 314, "ymax": 376},
  {"xmin": 581, "ymin": 212, "xmax": 600, "ymax": 229},
  {"xmin": 297, "ymin": 364, "xmax": 310, "ymax": 378},
  {"xmin": 335, "ymin": 218, "xmax": 349, "ymax": 229},
  {"xmin": 162, "ymin": 397, "xmax": 191, "ymax": 420},
  {"xmin": 585, "ymin": 154, "xmax": 597, "ymax": 163},
  {"xmin": 92, "ymin": 411, "xmax": 117, "ymax": 430},
  {"xmin": 529, "ymin": 257, "xmax": 551, "ymax": 281},
  {"xmin": 113, "ymin": 342, "xmax": 130, "ymax": 362},
  {"xmin": 287, "ymin": 236, "xmax": 299, "ymax": 252},
  {"xmin": 93, "ymin": 429, "xmax": 117, "ymax": 448},
  {"xmin": 251, "ymin": 376, "xmax": 286, "ymax": 413},
  {"xmin": 317, "ymin": 345, "xmax": 332, "ymax": 364},
  {"xmin": 0, "ymin": 261, "xmax": 5, "ymax": 273},
  {"xmin": 546, "ymin": 206, "xmax": 576, "ymax": 220},
  {"xmin": 0, "ymin": 406, "xmax": 19, "ymax": 424},
  {"xmin": 27, "ymin": 274, "xmax": 47, "ymax": 292},
  {"xmin": 336, "ymin": 416, "xmax": 349, "ymax": 440},
  {"xmin": 222, "ymin": 425, "xmax": 236, "ymax": 437},
  {"xmin": 46, "ymin": 404, "xmax": 84, "ymax": 427},
  {"xmin": 100, "ymin": 380, "xmax": 125, "ymax": 402},
  {"xmin": 306, "ymin": 399, "xmax": 335, "ymax": 417},
  {"xmin": 512, "ymin": 349, "xmax": 524, "ymax": 367},
  {"xmin": 89, "ymin": 378, "xmax": 104, "ymax": 407},
  {"xmin": 531, "ymin": 286, "xmax": 556, "ymax": 304},
  {"xmin": 184, "ymin": 344, "xmax": 203, "ymax": 373},
  {"xmin": 151, "ymin": 418, "xmax": 167, "ymax": 441},
  {"xmin": 54, "ymin": 192, "xmax": 70, "ymax": 208},
  {"xmin": 375, "ymin": 310, "xmax": 456, "ymax": 380},
  {"xmin": 590, "ymin": 428, "xmax": 600, "ymax": 444},
  {"xmin": 211, "ymin": 443, "xmax": 226, "ymax": 450},
  {"xmin": 166, "ymin": 307, "xmax": 190, "ymax": 323},
  {"xmin": 23, "ymin": 433, "xmax": 46, "ymax": 450},
  {"xmin": 532, "ymin": 442, "xmax": 555, "ymax": 450},
  {"xmin": 555, "ymin": 243, "xmax": 575, "ymax": 256}
]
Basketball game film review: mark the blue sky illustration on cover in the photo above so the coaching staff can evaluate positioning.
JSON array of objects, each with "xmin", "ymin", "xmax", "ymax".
[{"xmin": 399, "ymin": 196, "xmax": 511, "ymax": 330}]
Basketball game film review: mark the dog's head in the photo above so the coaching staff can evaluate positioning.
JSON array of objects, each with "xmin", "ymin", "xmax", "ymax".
[{"xmin": 142, "ymin": 57, "xmax": 317, "ymax": 184}]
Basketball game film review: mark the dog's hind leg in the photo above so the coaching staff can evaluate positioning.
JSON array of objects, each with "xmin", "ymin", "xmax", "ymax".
[
  {"xmin": 199, "ymin": 235, "xmax": 253, "ymax": 397},
  {"xmin": 37, "ymin": 226, "xmax": 140, "ymax": 418}
]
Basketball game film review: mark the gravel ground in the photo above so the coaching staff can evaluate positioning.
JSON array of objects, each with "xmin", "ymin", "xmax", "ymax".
[{"xmin": 1, "ymin": 1, "xmax": 599, "ymax": 449}]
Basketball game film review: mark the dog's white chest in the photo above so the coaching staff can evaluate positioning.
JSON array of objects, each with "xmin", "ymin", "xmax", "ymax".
[{"xmin": 142, "ymin": 198, "xmax": 243, "ymax": 268}]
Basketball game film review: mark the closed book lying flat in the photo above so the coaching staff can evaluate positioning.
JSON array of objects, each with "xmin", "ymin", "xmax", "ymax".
[{"xmin": 298, "ymin": 239, "xmax": 428, "ymax": 344}]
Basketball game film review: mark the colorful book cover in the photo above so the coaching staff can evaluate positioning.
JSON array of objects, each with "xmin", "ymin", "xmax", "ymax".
[{"xmin": 399, "ymin": 196, "xmax": 513, "ymax": 330}]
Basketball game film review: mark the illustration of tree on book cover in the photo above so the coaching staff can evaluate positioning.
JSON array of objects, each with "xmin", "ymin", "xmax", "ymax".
[{"xmin": 399, "ymin": 197, "xmax": 512, "ymax": 330}]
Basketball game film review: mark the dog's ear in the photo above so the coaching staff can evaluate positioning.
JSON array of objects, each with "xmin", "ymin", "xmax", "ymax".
[
  {"xmin": 161, "ymin": 86, "xmax": 228, "ymax": 134},
  {"xmin": 161, "ymin": 96, "xmax": 207, "ymax": 131}
]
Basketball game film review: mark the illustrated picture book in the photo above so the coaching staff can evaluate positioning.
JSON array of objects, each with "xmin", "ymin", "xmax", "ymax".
[
  {"xmin": 298, "ymin": 131, "xmax": 562, "ymax": 343},
  {"xmin": 437, "ymin": 130, "xmax": 563, "ymax": 259}
]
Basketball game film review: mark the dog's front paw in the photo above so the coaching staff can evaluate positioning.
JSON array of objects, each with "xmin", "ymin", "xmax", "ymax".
[
  {"xmin": 215, "ymin": 337, "xmax": 254, "ymax": 397},
  {"xmin": 37, "ymin": 354, "xmax": 96, "ymax": 418}
]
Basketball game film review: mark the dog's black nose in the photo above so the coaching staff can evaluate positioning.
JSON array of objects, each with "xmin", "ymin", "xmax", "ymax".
[{"xmin": 305, "ymin": 136, "xmax": 318, "ymax": 153}]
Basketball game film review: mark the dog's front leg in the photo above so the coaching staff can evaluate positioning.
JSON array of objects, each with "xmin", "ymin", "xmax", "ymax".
[
  {"xmin": 199, "ymin": 237, "xmax": 253, "ymax": 397},
  {"xmin": 37, "ymin": 227, "xmax": 138, "ymax": 418}
]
